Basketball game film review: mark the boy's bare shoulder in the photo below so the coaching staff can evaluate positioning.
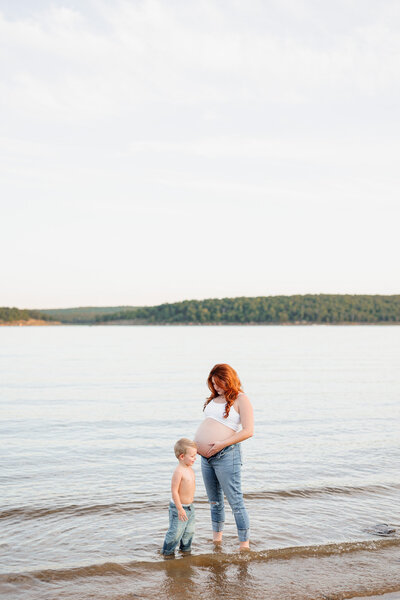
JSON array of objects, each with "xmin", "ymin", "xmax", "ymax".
[
  {"xmin": 172, "ymin": 464, "xmax": 183, "ymax": 476},
  {"xmin": 173, "ymin": 464, "xmax": 195, "ymax": 478}
]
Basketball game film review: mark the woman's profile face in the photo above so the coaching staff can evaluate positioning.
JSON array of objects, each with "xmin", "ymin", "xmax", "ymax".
[{"xmin": 211, "ymin": 376, "xmax": 225, "ymax": 395}]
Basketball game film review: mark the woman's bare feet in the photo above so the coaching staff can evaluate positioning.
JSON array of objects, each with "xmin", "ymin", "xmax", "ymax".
[
  {"xmin": 239, "ymin": 540, "xmax": 250, "ymax": 550},
  {"xmin": 213, "ymin": 532, "xmax": 223, "ymax": 543}
]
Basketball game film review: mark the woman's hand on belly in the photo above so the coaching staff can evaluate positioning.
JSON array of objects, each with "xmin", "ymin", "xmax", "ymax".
[
  {"xmin": 194, "ymin": 418, "xmax": 234, "ymax": 457},
  {"xmin": 205, "ymin": 440, "xmax": 224, "ymax": 457}
]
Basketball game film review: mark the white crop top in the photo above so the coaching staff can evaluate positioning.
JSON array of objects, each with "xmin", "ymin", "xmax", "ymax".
[{"xmin": 203, "ymin": 398, "xmax": 241, "ymax": 432}]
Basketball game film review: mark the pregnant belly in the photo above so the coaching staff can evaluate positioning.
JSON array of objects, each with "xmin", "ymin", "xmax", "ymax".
[{"xmin": 194, "ymin": 418, "xmax": 236, "ymax": 457}]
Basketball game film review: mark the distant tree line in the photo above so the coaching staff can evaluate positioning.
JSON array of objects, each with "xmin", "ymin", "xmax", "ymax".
[
  {"xmin": 96, "ymin": 295, "xmax": 400, "ymax": 324},
  {"xmin": 0, "ymin": 307, "xmax": 53, "ymax": 323},
  {"xmin": 3, "ymin": 296, "xmax": 400, "ymax": 324},
  {"xmin": 40, "ymin": 306, "xmax": 137, "ymax": 323}
]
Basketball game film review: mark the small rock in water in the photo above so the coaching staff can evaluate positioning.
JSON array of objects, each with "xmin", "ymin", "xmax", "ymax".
[{"xmin": 369, "ymin": 523, "xmax": 396, "ymax": 536}]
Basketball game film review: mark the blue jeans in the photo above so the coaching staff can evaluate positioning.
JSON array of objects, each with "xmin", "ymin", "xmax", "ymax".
[
  {"xmin": 162, "ymin": 502, "xmax": 195, "ymax": 556},
  {"xmin": 201, "ymin": 443, "xmax": 250, "ymax": 542}
]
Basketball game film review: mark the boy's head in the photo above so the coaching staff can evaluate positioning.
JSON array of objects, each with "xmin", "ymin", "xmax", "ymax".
[{"xmin": 174, "ymin": 438, "xmax": 197, "ymax": 465}]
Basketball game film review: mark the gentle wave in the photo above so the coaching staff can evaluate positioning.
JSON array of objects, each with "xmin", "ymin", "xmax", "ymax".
[
  {"xmin": 244, "ymin": 482, "xmax": 400, "ymax": 500},
  {"xmin": 0, "ymin": 500, "xmax": 156, "ymax": 522},
  {"xmin": 2, "ymin": 538, "xmax": 400, "ymax": 584},
  {"xmin": 2, "ymin": 483, "xmax": 398, "ymax": 523}
]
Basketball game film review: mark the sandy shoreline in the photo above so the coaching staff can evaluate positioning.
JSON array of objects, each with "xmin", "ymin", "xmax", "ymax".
[{"xmin": 0, "ymin": 319, "xmax": 62, "ymax": 326}]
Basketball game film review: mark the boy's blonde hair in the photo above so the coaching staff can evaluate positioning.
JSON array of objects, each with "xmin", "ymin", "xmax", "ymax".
[{"xmin": 174, "ymin": 438, "xmax": 197, "ymax": 458}]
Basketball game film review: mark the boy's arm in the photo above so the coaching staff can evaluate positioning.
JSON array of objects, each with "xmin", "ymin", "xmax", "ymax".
[{"xmin": 171, "ymin": 468, "xmax": 188, "ymax": 521}]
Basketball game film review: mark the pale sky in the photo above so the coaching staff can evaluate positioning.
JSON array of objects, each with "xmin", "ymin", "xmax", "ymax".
[{"xmin": 1, "ymin": 0, "xmax": 399, "ymax": 309}]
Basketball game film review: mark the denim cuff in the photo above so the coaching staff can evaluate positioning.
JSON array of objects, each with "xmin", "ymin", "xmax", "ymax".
[
  {"xmin": 238, "ymin": 529, "xmax": 249, "ymax": 542},
  {"xmin": 211, "ymin": 521, "xmax": 224, "ymax": 532}
]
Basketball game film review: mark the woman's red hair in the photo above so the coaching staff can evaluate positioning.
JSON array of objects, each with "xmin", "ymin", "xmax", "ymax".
[{"xmin": 204, "ymin": 364, "xmax": 243, "ymax": 418}]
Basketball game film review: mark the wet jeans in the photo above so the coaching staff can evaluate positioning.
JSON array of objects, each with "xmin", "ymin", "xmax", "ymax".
[
  {"xmin": 161, "ymin": 502, "xmax": 195, "ymax": 556},
  {"xmin": 201, "ymin": 444, "xmax": 250, "ymax": 542}
]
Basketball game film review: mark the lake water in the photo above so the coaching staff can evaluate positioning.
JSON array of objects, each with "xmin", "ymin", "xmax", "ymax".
[{"xmin": 1, "ymin": 325, "xmax": 400, "ymax": 600}]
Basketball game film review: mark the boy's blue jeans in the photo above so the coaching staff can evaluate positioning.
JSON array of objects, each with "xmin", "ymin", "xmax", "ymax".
[
  {"xmin": 201, "ymin": 443, "xmax": 250, "ymax": 542},
  {"xmin": 162, "ymin": 502, "xmax": 195, "ymax": 556}
]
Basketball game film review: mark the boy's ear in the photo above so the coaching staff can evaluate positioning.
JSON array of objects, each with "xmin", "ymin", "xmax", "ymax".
[{"xmin": 179, "ymin": 453, "xmax": 185, "ymax": 460}]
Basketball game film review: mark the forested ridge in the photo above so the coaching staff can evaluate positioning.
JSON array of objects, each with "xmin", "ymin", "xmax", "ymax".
[
  {"xmin": 98, "ymin": 295, "xmax": 400, "ymax": 324},
  {"xmin": 2, "ymin": 295, "xmax": 400, "ymax": 324}
]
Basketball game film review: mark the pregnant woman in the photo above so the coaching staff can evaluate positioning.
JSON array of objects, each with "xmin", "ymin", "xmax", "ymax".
[{"xmin": 194, "ymin": 363, "xmax": 254, "ymax": 549}]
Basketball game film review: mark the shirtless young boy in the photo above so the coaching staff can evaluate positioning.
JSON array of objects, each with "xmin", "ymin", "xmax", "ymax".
[{"xmin": 161, "ymin": 438, "xmax": 197, "ymax": 556}]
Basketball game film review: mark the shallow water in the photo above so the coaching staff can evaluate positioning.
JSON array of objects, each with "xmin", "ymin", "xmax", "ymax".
[{"xmin": 1, "ymin": 325, "xmax": 400, "ymax": 599}]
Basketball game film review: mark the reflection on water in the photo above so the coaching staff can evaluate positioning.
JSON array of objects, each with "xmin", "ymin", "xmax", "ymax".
[{"xmin": 162, "ymin": 559, "xmax": 198, "ymax": 599}]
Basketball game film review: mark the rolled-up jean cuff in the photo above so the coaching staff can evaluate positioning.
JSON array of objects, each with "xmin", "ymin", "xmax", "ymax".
[
  {"xmin": 238, "ymin": 529, "xmax": 249, "ymax": 542},
  {"xmin": 212, "ymin": 521, "xmax": 224, "ymax": 532}
]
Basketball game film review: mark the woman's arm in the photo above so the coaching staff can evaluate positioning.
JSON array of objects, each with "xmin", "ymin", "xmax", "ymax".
[{"xmin": 206, "ymin": 394, "xmax": 254, "ymax": 457}]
